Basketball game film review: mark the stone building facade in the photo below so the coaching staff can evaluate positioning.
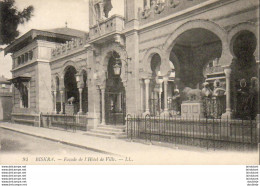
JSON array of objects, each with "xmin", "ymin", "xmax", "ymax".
[{"xmin": 5, "ymin": 0, "xmax": 259, "ymax": 128}]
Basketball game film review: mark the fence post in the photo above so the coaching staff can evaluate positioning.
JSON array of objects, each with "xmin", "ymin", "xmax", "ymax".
[
  {"xmin": 206, "ymin": 117, "xmax": 208, "ymax": 150},
  {"xmin": 220, "ymin": 115, "xmax": 229, "ymax": 140},
  {"xmin": 192, "ymin": 116, "xmax": 194, "ymax": 146},
  {"xmin": 131, "ymin": 115, "xmax": 133, "ymax": 141},
  {"xmin": 150, "ymin": 115, "xmax": 152, "ymax": 143},
  {"xmin": 251, "ymin": 119, "xmax": 253, "ymax": 144},
  {"xmin": 126, "ymin": 114, "xmax": 129, "ymax": 139},
  {"xmin": 213, "ymin": 117, "xmax": 215, "ymax": 151}
]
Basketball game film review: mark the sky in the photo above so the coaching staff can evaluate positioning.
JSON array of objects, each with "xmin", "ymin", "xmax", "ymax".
[{"xmin": 0, "ymin": 0, "xmax": 124, "ymax": 78}]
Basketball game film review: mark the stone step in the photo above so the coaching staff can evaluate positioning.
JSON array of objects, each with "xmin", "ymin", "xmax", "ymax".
[
  {"xmin": 96, "ymin": 126, "xmax": 125, "ymax": 132},
  {"xmin": 97, "ymin": 125, "xmax": 126, "ymax": 130},
  {"xmin": 90, "ymin": 129, "xmax": 125, "ymax": 136},
  {"xmin": 83, "ymin": 131, "xmax": 116, "ymax": 139},
  {"xmin": 84, "ymin": 130, "xmax": 127, "ymax": 139}
]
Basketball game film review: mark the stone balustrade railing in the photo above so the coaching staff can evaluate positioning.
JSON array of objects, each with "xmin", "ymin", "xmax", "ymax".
[
  {"xmin": 89, "ymin": 15, "xmax": 125, "ymax": 42},
  {"xmin": 51, "ymin": 38, "xmax": 85, "ymax": 59}
]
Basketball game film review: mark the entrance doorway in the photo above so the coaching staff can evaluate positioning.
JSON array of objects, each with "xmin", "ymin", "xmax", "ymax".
[
  {"xmin": 105, "ymin": 52, "xmax": 126, "ymax": 125},
  {"xmin": 64, "ymin": 66, "xmax": 79, "ymax": 113},
  {"xmin": 230, "ymin": 30, "xmax": 257, "ymax": 119}
]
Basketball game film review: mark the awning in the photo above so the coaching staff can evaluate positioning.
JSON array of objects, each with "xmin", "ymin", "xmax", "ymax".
[{"xmin": 9, "ymin": 76, "xmax": 31, "ymax": 84}]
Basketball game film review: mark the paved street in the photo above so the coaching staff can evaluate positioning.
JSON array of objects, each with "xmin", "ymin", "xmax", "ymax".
[
  {"xmin": 0, "ymin": 128, "xmax": 101, "ymax": 155},
  {"xmin": 0, "ymin": 122, "xmax": 258, "ymax": 165}
]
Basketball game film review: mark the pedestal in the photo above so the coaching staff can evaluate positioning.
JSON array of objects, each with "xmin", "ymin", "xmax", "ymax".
[
  {"xmin": 181, "ymin": 101, "xmax": 204, "ymax": 118},
  {"xmin": 65, "ymin": 104, "xmax": 75, "ymax": 115},
  {"xmin": 221, "ymin": 111, "xmax": 232, "ymax": 120}
]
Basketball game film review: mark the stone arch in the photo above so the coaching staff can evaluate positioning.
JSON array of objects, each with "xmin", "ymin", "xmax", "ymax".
[
  {"xmin": 78, "ymin": 68, "xmax": 88, "ymax": 86},
  {"xmin": 228, "ymin": 22, "xmax": 258, "ymax": 59},
  {"xmin": 163, "ymin": 19, "xmax": 231, "ymax": 66},
  {"xmin": 60, "ymin": 60, "xmax": 80, "ymax": 78},
  {"xmin": 142, "ymin": 47, "xmax": 171, "ymax": 77},
  {"xmin": 51, "ymin": 73, "xmax": 60, "ymax": 91}
]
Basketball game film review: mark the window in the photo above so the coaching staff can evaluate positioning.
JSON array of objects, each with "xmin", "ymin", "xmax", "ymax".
[
  {"xmin": 1, "ymin": 84, "xmax": 6, "ymax": 88},
  {"xmin": 25, "ymin": 53, "xmax": 28, "ymax": 62},
  {"xmin": 21, "ymin": 55, "xmax": 25, "ymax": 64},
  {"xmin": 19, "ymin": 83, "xmax": 29, "ymax": 108},
  {"xmin": 29, "ymin": 51, "xmax": 33, "ymax": 60},
  {"xmin": 18, "ymin": 57, "xmax": 21, "ymax": 65}
]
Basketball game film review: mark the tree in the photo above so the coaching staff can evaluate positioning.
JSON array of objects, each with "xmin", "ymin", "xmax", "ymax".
[{"xmin": 0, "ymin": 0, "xmax": 34, "ymax": 45}]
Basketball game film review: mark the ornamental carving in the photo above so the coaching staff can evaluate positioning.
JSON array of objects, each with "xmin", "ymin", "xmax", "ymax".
[
  {"xmin": 51, "ymin": 38, "xmax": 84, "ymax": 58},
  {"xmin": 141, "ymin": 5, "xmax": 151, "ymax": 19},
  {"xmin": 168, "ymin": 0, "xmax": 180, "ymax": 8},
  {"xmin": 152, "ymin": 0, "xmax": 165, "ymax": 14}
]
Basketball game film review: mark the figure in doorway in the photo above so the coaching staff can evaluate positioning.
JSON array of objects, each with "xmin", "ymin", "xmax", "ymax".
[
  {"xmin": 172, "ymin": 89, "xmax": 181, "ymax": 115},
  {"xmin": 248, "ymin": 77, "xmax": 259, "ymax": 120},
  {"xmin": 236, "ymin": 78, "xmax": 249, "ymax": 119},
  {"xmin": 201, "ymin": 82, "xmax": 213, "ymax": 118},
  {"xmin": 212, "ymin": 80, "xmax": 226, "ymax": 118}
]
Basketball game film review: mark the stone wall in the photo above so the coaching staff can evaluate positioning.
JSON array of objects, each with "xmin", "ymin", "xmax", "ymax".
[{"xmin": 0, "ymin": 94, "xmax": 12, "ymax": 120}]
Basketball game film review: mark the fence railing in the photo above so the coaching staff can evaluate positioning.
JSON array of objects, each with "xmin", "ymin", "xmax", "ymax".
[
  {"xmin": 41, "ymin": 113, "xmax": 88, "ymax": 132},
  {"xmin": 126, "ymin": 114, "xmax": 258, "ymax": 151}
]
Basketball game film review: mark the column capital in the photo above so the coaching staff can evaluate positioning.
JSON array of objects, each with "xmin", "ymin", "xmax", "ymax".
[
  {"xmin": 139, "ymin": 79, "xmax": 144, "ymax": 84},
  {"xmin": 144, "ymin": 78, "xmax": 150, "ymax": 84},
  {"xmin": 163, "ymin": 76, "xmax": 169, "ymax": 82},
  {"xmin": 223, "ymin": 67, "xmax": 231, "ymax": 77},
  {"xmin": 99, "ymin": 85, "xmax": 106, "ymax": 90}
]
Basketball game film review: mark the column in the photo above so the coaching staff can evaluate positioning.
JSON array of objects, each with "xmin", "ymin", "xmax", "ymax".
[
  {"xmin": 53, "ymin": 91, "xmax": 57, "ymax": 113},
  {"xmin": 222, "ymin": 67, "xmax": 232, "ymax": 119},
  {"xmin": 78, "ymin": 88, "xmax": 83, "ymax": 114},
  {"xmin": 255, "ymin": 57, "xmax": 260, "ymax": 122},
  {"xmin": 98, "ymin": 2, "xmax": 105, "ymax": 19},
  {"xmin": 60, "ymin": 90, "xmax": 64, "ymax": 114},
  {"xmin": 161, "ymin": 76, "xmax": 169, "ymax": 116},
  {"xmin": 158, "ymin": 82, "xmax": 163, "ymax": 113},
  {"xmin": 144, "ymin": 78, "xmax": 150, "ymax": 115},
  {"xmin": 139, "ymin": 79, "xmax": 144, "ymax": 113},
  {"xmin": 101, "ymin": 88, "xmax": 106, "ymax": 125}
]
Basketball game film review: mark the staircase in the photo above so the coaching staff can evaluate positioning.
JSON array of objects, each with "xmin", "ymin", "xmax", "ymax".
[{"xmin": 84, "ymin": 125, "xmax": 126, "ymax": 139}]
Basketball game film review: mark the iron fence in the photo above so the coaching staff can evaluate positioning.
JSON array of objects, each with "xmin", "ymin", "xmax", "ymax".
[
  {"xmin": 126, "ymin": 114, "xmax": 258, "ymax": 151},
  {"xmin": 41, "ymin": 113, "xmax": 88, "ymax": 132}
]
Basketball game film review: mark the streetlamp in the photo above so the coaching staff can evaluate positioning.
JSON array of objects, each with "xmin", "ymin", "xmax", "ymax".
[
  {"xmin": 113, "ymin": 58, "xmax": 122, "ymax": 76},
  {"xmin": 111, "ymin": 51, "xmax": 132, "ymax": 76}
]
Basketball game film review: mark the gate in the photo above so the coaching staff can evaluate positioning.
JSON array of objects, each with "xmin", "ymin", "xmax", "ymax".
[{"xmin": 105, "ymin": 91, "xmax": 126, "ymax": 125}]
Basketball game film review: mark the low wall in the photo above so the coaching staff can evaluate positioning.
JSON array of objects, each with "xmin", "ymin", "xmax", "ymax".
[
  {"xmin": 11, "ymin": 113, "xmax": 40, "ymax": 127},
  {"xmin": 40, "ymin": 113, "xmax": 99, "ymax": 131}
]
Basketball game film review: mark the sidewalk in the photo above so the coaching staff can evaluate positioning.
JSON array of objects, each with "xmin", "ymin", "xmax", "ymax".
[{"xmin": 0, "ymin": 122, "xmax": 258, "ymax": 165}]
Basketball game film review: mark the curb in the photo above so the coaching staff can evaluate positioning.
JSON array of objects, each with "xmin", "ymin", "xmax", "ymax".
[{"xmin": 0, "ymin": 126, "xmax": 121, "ymax": 156}]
